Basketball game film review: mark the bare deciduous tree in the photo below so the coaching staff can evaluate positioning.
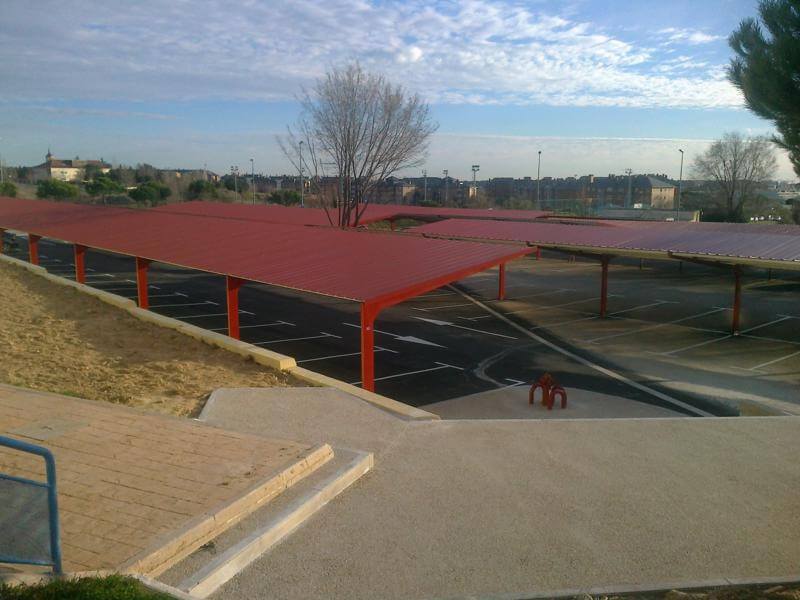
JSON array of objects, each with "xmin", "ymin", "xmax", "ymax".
[
  {"xmin": 693, "ymin": 132, "xmax": 777, "ymax": 221},
  {"xmin": 279, "ymin": 63, "xmax": 437, "ymax": 227}
]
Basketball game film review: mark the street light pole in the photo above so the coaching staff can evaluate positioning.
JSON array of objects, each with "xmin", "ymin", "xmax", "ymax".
[
  {"xmin": 471, "ymin": 164, "xmax": 480, "ymax": 204},
  {"xmin": 443, "ymin": 169, "xmax": 448, "ymax": 205},
  {"xmin": 536, "ymin": 150, "xmax": 542, "ymax": 209},
  {"xmin": 677, "ymin": 149, "xmax": 684, "ymax": 220},
  {"xmin": 299, "ymin": 141, "xmax": 304, "ymax": 208},
  {"xmin": 250, "ymin": 158, "xmax": 255, "ymax": 205},
  {"xmin": 231, "ymin": 166, "xmax": 239, "ymax": 202},
  {"xmin": 422, "ymin": 169, "xmax": 427, "ymax": 204},
  {"xmin": 624, "ymin": 168, "xmax": 633, "ymax": 208}
]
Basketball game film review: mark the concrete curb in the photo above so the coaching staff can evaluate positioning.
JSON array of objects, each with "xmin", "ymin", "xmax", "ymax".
[
  {"xmin": 121, "ymin": 443, "xmax": 334, "ymax": 578},
  {"xmin": 436, "ymin": 575, "xmax": 800, "ymax": 599},
  {"xmin": 288, "ymin": 366, "xmax": 439, "ymax": 421},
  {"xmin": 0, "ymin": 253, "xmax": 438, "ymax": 421},
  {"xmin": 179, "ymin": 450, "xmax": 374, "ymax": 598}
]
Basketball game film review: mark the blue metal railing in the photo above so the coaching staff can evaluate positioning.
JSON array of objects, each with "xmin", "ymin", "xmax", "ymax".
[{"xmin": 0, "ymin": 435, "xmax": 62, "ymax": 574}]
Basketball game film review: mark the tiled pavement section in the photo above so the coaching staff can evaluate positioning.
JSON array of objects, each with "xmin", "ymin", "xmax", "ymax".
[{"xmin": 0, "ymin": 384, "xmax": 315, "ymax": 573}]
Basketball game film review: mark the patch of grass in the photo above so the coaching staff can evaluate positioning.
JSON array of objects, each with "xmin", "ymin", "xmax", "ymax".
[{"xmin": 0, "ymin": 574, "xmax": 172, "ymax": 600}]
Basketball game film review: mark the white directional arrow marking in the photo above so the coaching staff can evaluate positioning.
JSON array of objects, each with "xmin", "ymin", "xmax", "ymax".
[
  {"xmin": 413, "ymin": 317, "xmax": 518, "ymax": 340},
  {"xmin": 343, "ymin": 323, "xmax": 445, "ymax": 348}
]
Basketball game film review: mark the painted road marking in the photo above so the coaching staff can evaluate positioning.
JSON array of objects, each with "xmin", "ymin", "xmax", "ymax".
[
  {"xmin": 458, "ymin": 315, "xmax": 493, "ymax": 321},
  {"xmin": 659, "ymin": 335, "xmax": 733, "ymax": 356},
  {"xmin": 298, "ymin": 346, "xmax": 397, "ymax": 364},
  {"xmin": 450, "ymin": 284, "xmax": 713, "ymax": 417},
  {"xmin": 488, "ymin": 288, "xmax": 575, "ymax": 302},
  {"xmin": 342, "ymin": 323, "xmax": 445, "ymax": 347},
  {"xmin": 254, "ymin": 332, "xmax": 342, "ymax": 345},
  {"xmin": 584, "ymin": 308, "xmax": 727, "ymax": 343},
  {"xmin": 606, "ymin": 300, "xmax": 676, "ymax": 316},
  {"xmin": 150, "ymin": 301, "xmax": 217, "ymax": 309},
  {"xmin": 414, "ymin": 316, "xmax": 518, "ymax": 340},
  {"xmin": 349, "ymin": 361, "xmax": 462, "ymax": 386},
  {"xmin": 146, "ymin": 292, "xmax": 188, "ymax": 299},
  {"xmin": 412, "ymin": 302, "xmax": 476, "ymax": 312},
  {"xmin": 749, "ymin": 350, "xmax": 800, "ymax": 371},
  {"xmin": 102, "ymin": 285, "xmax": 161, "ymax": 291},
  {"xmin": 502, "ymin": 295, "xmax": 624, "ymax": 316},
  {"xmin": 210, "ymin": 320, "xmax": 295, "ymax": 332},
  {"xmin": 739, "ymin": 316, "xmax": 791, "ymax": 334},
  {"xmin": 179, "ymin": 310, "xmax": 254, "ymax": 319}
]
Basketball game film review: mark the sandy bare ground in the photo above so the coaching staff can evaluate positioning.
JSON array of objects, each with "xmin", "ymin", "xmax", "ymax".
[{"xmin": 0, "ymin": 261, "xmax": 295, "ymax": 416}]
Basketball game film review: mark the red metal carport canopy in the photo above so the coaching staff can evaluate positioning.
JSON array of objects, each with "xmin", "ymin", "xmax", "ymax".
[
  {"xmin": 153, "ymin": 201, "xmax": 550, "ymax": 226},
  {"xmin": 0, "ymin": 198, "xmax": 530, "ymax": 390}
]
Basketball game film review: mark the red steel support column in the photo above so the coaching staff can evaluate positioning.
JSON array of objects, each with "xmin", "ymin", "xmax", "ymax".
[
  {"xmin": 360, "ymin": 303, "xmax": 378, "ymax": 392},
  {"xmin": 498, "ymin": 263, "xmax": 506, "ymax": 300},
  {"xmin": 135, "ymin": 257, "xmax": 150, "ymax": 309},
  {"xmin": 0, "ymin": 228, "xmax": 4, "ymax": 254},
  {"xmin": 28, "ymin": 234, "xmax": 41, "ymax": 265},
  {"xmin": 599, "ymin": 255, "xmax": 610, "ymax": 317},
  {"xmin": 535, "ymin": 246, "xmax": 541, "ymax": 260},
  {"xmin": 226, "ymin": 276, "xmax": 244, "ymax": 339},
  {"xmin": 74, "ymin": 244, "xmax": 87, "ymax": 284},
  {"xmin": 732, "ymin": 265, "xmax": 742, "ymax": 335},
  {"xmin": 389, "ymin": 219, "xmax": 395, "ymax": 231}
]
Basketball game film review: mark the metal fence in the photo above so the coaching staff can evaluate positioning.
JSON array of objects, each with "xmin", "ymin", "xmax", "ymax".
[{"xmin": 0, "ymin": 436, "xmax": 62, "ymax": 574}]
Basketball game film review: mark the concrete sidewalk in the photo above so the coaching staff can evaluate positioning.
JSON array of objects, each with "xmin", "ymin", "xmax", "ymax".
[
  {"xmin": 425, "ymin": 385, "xmax": 683, "ymax": 419},
  {"xmin": 0, "ymin": 384, "xmax": 329, "ymax": 574},
  {"xmin": 199, "ymin": 388, "xmax": 800, "ymax": 600}
]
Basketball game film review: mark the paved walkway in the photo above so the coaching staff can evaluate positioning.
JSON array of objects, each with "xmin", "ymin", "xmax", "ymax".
[
  {"xmin": 199, "ymin": 388, "xmax": 800, "ymax": 600},
  {"xmin": 0, "ymin": 384, "xmax": 320, "ymax": 573},
  {"xmin": 425, "ymin": 385, "xmax": 682, "ymax": 419}
]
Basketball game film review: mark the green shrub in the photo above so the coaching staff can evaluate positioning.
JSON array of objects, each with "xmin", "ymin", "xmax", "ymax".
[
  {"xmin": 36, "ymin": 179, "xmax": 79, "ymax": 200},
  {"xmin": 0, "ymin": 574, "xmax": 172, "ymax": 599},
  {"xmin": 0, "ymin": 181, "xmax": 17, "ymax": 197}
]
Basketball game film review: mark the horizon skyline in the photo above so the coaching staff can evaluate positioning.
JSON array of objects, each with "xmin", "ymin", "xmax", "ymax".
[{"xmin": 1, "ymin": 0, "xmax": 797, "ymax": 181}]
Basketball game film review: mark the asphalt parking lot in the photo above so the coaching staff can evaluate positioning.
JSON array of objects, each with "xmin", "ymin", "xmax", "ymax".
[{"xmin": 7, "ymin": 232, "xmax": 799, "ymax": 415}]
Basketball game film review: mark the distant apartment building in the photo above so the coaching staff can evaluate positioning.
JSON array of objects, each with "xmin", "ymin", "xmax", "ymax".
[
  {"xmin": 486, "ymin": 173, "xmax": 677, "ymax": 210},
  {"xmin": 371, "ymin": 177, "xmax": 416, "ymax": 204},
  {"xmin": 31, "ymin": 150, "xmax": 111, "ymax": 182}
]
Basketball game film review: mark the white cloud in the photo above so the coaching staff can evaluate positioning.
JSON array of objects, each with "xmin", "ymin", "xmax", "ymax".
[
  {"xmin": 658, "ymin": 27, "xmax": 723, "ymax": 45},
  {"xmin": 0, "ymin": 0, "xmax": 740, "ymax": 109}
]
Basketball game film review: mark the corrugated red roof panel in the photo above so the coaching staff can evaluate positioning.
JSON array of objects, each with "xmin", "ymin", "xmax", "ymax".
[
  {"xmin": 152, "ymin": 201, "xmax": 549, "ymax": 226},
  {"xmin": 0, "ymin": 198, "xmax": 528, "ymax": 304},
  {"xmin": 411, "ymin": 218, "xmax": 800, "ymax": 265}
]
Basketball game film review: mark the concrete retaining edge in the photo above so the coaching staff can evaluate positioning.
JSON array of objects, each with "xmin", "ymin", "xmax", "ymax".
[
  {"xmin": 451, "ymin": 574, "xmax": 800, "ymax": 600},
  {"xmin": 0, "ymin": 253, "xmax": 439, "ymax": 421}
]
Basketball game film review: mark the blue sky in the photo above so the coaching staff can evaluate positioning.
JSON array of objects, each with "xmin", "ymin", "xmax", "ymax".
[{"xmin": 0, "ymin": 0, "xmax": 794, "ymax": 180}]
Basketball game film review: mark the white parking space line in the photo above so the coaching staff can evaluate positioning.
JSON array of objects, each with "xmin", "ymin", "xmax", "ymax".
[
  {"xmin": 414, "ymin": 316, "xmax": 518, "ymax": 340},
  {"xmin": 150, "ymin": 301, "xmax": 217, "ymax": 308},
  {"xmin": 749, "ymin": 350, "xmax": 800, "ymax": 371},
  {"xmin": 658, "ymin": 335, "xmax": 733, "ymax": 357},
  {"xmin": 147, "ymin": 293, "xmax": 188, "ymax": 299},
  {"xmin": 450, "ymin": 284, "xmax": 713, "ymax": 417},
  {"xmin": 458, "ymin": 315, "xmax": 493, "ymax": 321},
  {"xmin": 503, "ymin": 294, "xmax": 623, "ymax": 316},
  {"xmin": 416, "ymin": 291, "xmax": 456, "ymax": 299},
  {"xmin": 349, "ymin": 361, "xmax": 462, "ymax": 386},
  {"xmin": 179, "ymin": 310, "xmax": 252, "ymax": 319},
  {"xmin": 342, "ymin": 322, "xmax": 445, "ymax": 347},
  {"xmin": 254, "ymin": 332, "xmax": 342, "ymax": 345},
  {"xmin": 742, "ymin": 333, "xmax": 800, "ymax": 347},
  {"xmin": 606, "ymin": 300, "xmax": 676, "ymax": 316},
  {"xmin": 740, "ymin": 316, "xmax": 792, "ymax": 334},
  {"xmin": 298, "ymin": 346, "xmax": 397, "ymax": 364},
  {"xmin": 489, "ymin": 288, "xmax": 575, "ymax": 302},
  {"xmin": 412, "ymin": 303, "xmax": 476, "ymax": 312},
  {"xmin": 532, "ymin": 315, "xmax": 599, "ymax": 330},
  {"xmin": 210, "ymin": 320, "xmax": 295, "ymax": 332},
  {"xmin": 584, "ymin": 308, "xmax": 728, "ymax": 343}
]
